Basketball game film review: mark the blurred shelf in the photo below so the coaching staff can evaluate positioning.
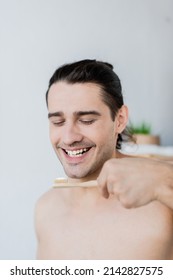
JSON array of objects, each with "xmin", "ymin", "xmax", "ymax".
[{"xmin": 121, "ymin": 143, "xmax": 173, "ymax": 161}]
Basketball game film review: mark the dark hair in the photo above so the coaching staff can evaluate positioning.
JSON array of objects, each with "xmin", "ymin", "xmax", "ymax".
[{"xmin": 46, "ymin": 59, "xmax": 132, "ymax": 149}]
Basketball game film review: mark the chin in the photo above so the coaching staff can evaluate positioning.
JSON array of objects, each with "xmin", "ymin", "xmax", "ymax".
[
  {"xmin": 65, "ymin": 171, "xmax": 88, "ymax": 179},
  {"xmin": 63, "ymin": 165, "xmax": 99, "ymax": 180}
]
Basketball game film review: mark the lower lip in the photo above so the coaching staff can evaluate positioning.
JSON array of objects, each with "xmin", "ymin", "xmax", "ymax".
[{"xmin": 61, "ymin": 148, "xmax": 92, "ymax": 164}]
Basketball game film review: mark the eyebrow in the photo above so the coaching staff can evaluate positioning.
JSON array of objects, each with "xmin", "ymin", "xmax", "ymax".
[
  {"xmin": 48, "ymin": 111, "xmax": 63, "ymax": 118},
  {"xmin": 75, "ymin": 111, "xmax": 101, "ymax": 117},
  {"xmin": 48, "ymin": 110, "xmax": 101, "ymax": 119}
]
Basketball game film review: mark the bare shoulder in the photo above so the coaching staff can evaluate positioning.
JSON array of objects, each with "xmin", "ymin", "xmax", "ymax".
[
  {"xmin": 35, "ymin": 187, "xmax": 68, "ymax": 216},
  {"xmin": 36, "ymin": 187, "xmax": 61, "ymax": 207},
  {"xmin": 34, "ymin": 188, "xmax": 65, "ymax": 240}
]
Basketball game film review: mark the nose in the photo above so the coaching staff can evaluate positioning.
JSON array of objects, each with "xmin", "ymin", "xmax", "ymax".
[{"xmin": 62, "ymin": 122, "xmax": 83, "ymax": 146}]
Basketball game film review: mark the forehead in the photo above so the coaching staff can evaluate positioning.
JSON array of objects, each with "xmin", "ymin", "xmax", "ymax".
[{"xmin": 48, "ymin": 81, "xmax": 106, "ymax": 111}]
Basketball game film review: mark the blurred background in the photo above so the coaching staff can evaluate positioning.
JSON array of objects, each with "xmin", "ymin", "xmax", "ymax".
[{"xmin": 0, "ymin": 0, "xmax": 173, "ymax": 259}]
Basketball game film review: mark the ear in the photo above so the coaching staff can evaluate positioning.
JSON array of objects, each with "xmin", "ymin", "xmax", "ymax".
[{"xmin": 115, "ymin": 105, "xmax": 128, "ymax": 133}]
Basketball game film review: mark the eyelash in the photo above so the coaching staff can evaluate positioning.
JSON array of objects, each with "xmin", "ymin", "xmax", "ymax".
[
  {"xmin": 51, "ymin": 119, "xmax": 96, "ymax": 126},
  {"xmin": 52, "ymin": 121, "xmax": 65, "ymax": 126},
  {"xmin": 79, "ymin": 120, "xmax": 95, "ymax": 125}
]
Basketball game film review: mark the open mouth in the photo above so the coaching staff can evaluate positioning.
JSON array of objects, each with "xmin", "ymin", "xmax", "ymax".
[{"xmin": 62, "ymin": 147, "xmax": 91, "ymax": 157}]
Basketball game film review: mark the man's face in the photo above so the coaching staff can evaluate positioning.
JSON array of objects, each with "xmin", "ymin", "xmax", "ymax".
[{"xmin": 48, "ymin": 81, "xmax": 120, "ymax": 179}]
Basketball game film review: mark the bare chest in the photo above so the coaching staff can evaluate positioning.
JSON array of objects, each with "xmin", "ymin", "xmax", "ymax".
[{"xmin": 40, "ymin": 201, "xmax": 173, "ymax": 259}]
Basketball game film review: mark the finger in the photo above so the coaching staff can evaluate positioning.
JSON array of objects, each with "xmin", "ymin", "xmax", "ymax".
[
  {"xmin": 97, "ymin": 177, "xmax": 109, "ymax": 199},
  {"xmin": 107, "ymin": 183, "xmax": 115, "ymax": 195},
  {"xmin": 102, "ymin": 188, "xmax": 110, "ymax": 199}
]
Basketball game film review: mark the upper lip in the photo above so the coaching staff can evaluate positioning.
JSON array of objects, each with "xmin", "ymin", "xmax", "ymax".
[
  {"xmin": 59, "ymin": 145, "xmax": 94, "ymax": 151},
  {"xmin": 62, "ymin": 147, "xmax": 90, "ymax": 151}
]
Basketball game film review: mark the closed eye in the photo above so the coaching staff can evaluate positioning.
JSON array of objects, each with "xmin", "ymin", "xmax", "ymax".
[
  {"xmin": 79, "ymin": 119, "xmax": 96, "ymax": 125},
  {"xmin": 51, "ymin": 120, "xmax": 65, "ymax": 126}
]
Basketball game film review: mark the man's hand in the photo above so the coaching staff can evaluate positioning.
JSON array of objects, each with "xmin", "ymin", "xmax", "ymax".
[{"xmin": 97, "ymin": 157, "xmax": 173, "ymax": 209}]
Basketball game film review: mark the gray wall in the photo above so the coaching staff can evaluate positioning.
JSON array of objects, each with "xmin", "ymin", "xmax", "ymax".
[{"xmin": 0, "ymin": 0, "xmax": 173, "ymax": 259}]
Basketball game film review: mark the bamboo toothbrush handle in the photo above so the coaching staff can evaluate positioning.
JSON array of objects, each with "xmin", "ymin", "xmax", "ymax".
[{"xmin": 53, "ymin": 179, "xmax": 97, "ymax": 188}]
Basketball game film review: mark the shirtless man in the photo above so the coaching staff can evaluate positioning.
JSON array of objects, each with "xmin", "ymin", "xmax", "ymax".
[{"xmin": 35, "ymin": 59, "xmax": 173, "ymax": 259}]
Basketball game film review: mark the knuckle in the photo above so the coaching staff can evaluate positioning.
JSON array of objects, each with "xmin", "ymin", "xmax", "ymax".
[
  {"xmin": 107, "ymin": 175, "xmax": 116, "ymax": 185},
  {"xmin": 107, "ymin": 183, "xmax": 114, "ymax": 194},
  {"xmin": 120, "ymin": 196, "xmax": 133, "ymax": 208},
  {"xmin": 103, "ymin": 159, "xmax": 113, "ymax": 170},
  {"xmin": 97, "ymin": 177, "xmax": 102, "ymax": 187}
]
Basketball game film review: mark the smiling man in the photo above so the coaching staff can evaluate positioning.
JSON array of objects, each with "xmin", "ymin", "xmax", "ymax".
[
  {"xmin": 47, "ymin": 81, "xmax": 127, "ymax": 180},
  {"xmin": 35, "ymin": 59, "xmax": 173, "ymax": 259}
]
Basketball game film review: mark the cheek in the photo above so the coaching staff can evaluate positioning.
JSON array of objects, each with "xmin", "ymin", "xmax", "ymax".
[
  {"xmin": 85, "ymin": 123, "xmax": 115, "ymax": 145},
  {"xmin": 82, "ymin": 125, "xmax": 102, "ymax": 142},
  {"xmin": 49, "ymin": 126, "xmax": 59, "ymax": 146}
]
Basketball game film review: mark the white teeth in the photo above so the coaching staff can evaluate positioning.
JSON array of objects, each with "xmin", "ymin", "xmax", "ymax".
[{"xmin": 65, "ymin": 148, "xmax": 88, "ymax": 157}]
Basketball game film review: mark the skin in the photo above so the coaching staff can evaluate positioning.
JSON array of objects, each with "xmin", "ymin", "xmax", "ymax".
[
  {"xmin": 98, "ymin": 157, "xmax": 173, "ymax": 209},
  {"xmin": 47, "ymin": 82, "xmax": 126, "ymax": 180},
  {"xmin": 35, "ymin": 81, "xmax": 173, "ymax": 260}
]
